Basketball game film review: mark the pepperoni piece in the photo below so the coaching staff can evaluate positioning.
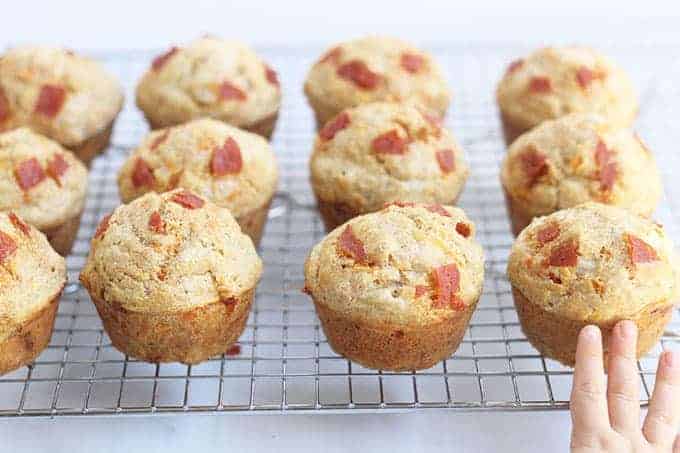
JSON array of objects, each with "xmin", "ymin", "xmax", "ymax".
[
  {"xmin": 15, "ymin": 158, "xmax": 46, "ymax": 191},
  {"xmin": 171, "ymin": 190, "xmax": 204, "ymax": 209},
  {"xmin": 372, "ymin": 129, "xmax": 408, "ymax": 155},
  {"xmin": 219, "ymin": 81, "xmax": 247, "ymax": 101},
  {"xmin": 537, "ymin": 223, "xmax": 560, "ymax": 244},
  {"xmin": 0, "ymin": 88, "xmax": 9, "ymax": 123},
  {"xmin": 132, "ymin": 158, "xmax": 155, "ymax": 188},
  {"xmin": 507, "ymin": 59, "xmax": 524, "ymax": 74},
  {"xmin": 426, "ymin": 204, "xmax": 451, "ymax": 217},
  {"xmin": 46, "ymin": 153, "xmax": 69, "ymax": 185},
  {"xmin": 264, "ymin": 65, "xmax": 279, "ymax": 87},
  {"xmin": 94, "ymin": 214, "xmax": 112, "ymax": 240},
  {"xmin": 594, "ymin": 140, "xmax": 617, "ymax": 191},
  {"xmin": 337, "ymin": 60, "xmax": 380, "ymax": 90},
  {"xmin": 226, "ymin": 344, "xmax": 241, "ymax": 356},
  {"xmin": 521, "ymin": 149, "xmax": 548, "ymax": 187},
  {"xmin": 337, "ymin": 225, "xmax": 368, "ymax": 264},
  {"xmin": 152, "ymin": 46, "xmax": 179, "ymax": 71},
  {"xmin": 150, "ymin": 131, "xmax": 169, "ymax": 151},
  {"xmin": 8, "ymin": 212, "xmax": 30, "ymax": 236},
  {"xmin": 415, "ymin": 285, "xmax": 428, "ymax": 298},
  {"xmin": 0, "ymin": 231, "xmax": 17, "ymax": 264},
  {"xmin": 320, "ymin": 47, "xmax": 342, "ymax": 64},
  {"xmin": 148, "ymin": 211, "xmax": 166, "ymax": 234},
  {"xmin": 319, "ymin": 112, "xmax": 350, "ymax": 141},
  {"xmin": 624, "ymin": 233, "xmax": 659, "ymax": 264},
  {"xmin": 211, "ymin": 137, "xmax": 242, "ymax": 176},
  {"xmin": 529, "ymin": 77, "xmax": 552, "ymax": 93},
  {"xmin": 548, "ymin": 240, "xmax": 579, "ymax": 267},
  {"xmin": 594, "ymin": 140, "xmax": 613, "ymax": 167},
  {"xmin": 34, "ymin": 84, "xmax": 66, "ymax": 117},
  {"xmin": 432, "ymin": 263, "xmax": 465, "ymax": 310},
  {"xmin": 456, "ymin": 222, "xmax": 471, "ymax": 238},
  {"xmin": 576, "ymin": 66, "xmax": 594, "ymax": 89},
  {"xmin": 436, "ymin": 149, "xmax": 456, "ymax": 173},
  {"xmin": 400, "ymin": 53, "xmax": 425, "ymax": 73}
]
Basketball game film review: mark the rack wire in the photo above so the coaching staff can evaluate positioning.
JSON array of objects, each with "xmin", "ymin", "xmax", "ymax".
[{"xmin": 1, "ymin": 44, "xmax": 679, "ymax": 417}]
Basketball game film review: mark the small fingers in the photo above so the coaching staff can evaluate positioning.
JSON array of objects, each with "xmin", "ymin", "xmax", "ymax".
[
  {"xmin": 643, "ymin": 350, "xmax": 680, "ymax": 449},
  {"xmin": 607, "ymin": 320, "xmax": 641, "ymax": 434}
]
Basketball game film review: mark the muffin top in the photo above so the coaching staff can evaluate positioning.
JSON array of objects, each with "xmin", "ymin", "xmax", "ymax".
[
  {"xmin": 80, "ymin": 189, "xmax": 262, "ymax": 313},
  {"xmin": 0, "ymin": 211, "xmax": 66, "ymax": 343},
  {"xmin": 304, "ymin": 36, "xmax": 451, "ymax": 119},
  {"xmin": 500, "ymin": 114, "xmax": 661, "ymax": 218},
  {"xmin": 304, "ymin": 203, "xmax": 485, "ymax": 327},
  {"xmin": 496, "ymin": 47, "xmax": 637, "ymax": 131},
  {"xmin": 0, "ymin": 128, "xmax": 88, "ymax": 230},
  {"xmin": 0, "ymin": 45, "xmax": 123, "ymax": 147},
  {"xmin": 310, "ymin": 102, "xmax": 468, "ymax": 213},
  {"xmin": 508, "ymin": 203, "xmax": 680, "ymax": 322},
  {"xmin": 117, "ymin": 118, "xmax": 278, "ymax": 218},
  {"xmin": 135, "ymin": 36, "xmax": 281, "ymax": 130}
]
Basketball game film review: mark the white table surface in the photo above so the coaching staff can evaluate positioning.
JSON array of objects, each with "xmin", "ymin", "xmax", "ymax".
[{"xmin": 2, "ymin": 1, "xmax": 680, "ymax": 452}]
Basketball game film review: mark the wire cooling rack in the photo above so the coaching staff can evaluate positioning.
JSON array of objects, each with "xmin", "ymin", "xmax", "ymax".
[{"xmin": 1, "ymin": 44, "xmax": 679, "ymax": 418}]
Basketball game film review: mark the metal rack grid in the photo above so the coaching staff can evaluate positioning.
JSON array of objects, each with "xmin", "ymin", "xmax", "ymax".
[{"xmin": 1, "ymin": 44, "xmax": 679, "ymax": 417}]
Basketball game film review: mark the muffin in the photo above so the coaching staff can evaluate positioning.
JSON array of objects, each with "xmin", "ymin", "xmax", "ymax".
[
  {"xmin": 304, "ymin": 202, "xmax": 485, "ymax": 371},
  {"xmin": 304, "ymin": 36, "xmax": 451, "ymax": 128},
  {"xmin": 507, "ymin": 202, "xmax": 680, "ymax": 366},
  {"xmin": 496, "ymin": 46, "xmax": 637, "ymax": 145},
  {"xmin": 310, "ymin": 102, "xmax": 468, "ymax": 231},
  {"xmin": 0, "ymin": 45, "xmax": 124, "ymax": 165},
  {"xmin": 136, "ymin": 36, "xmax": 281, "ymax": 139},
  {"xmin": 79, "ymin": 189, "xmax": 262, "ymax": 364},
  {"xmin": 117, "ymin": 118, "xmax": 278, "ymax": 245},
  {"xmin": 500, "ymin": 114, "xmax": 661, "ymax": 236},
  {"xmin": 0, "ymin": 128, "xmax": 89, "ymax": 255},
  {"xmin": 0, "ymin": 211, "xmax": 66, "ymax": 375}
]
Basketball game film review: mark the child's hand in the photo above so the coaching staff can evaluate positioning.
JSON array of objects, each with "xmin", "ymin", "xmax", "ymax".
[{"xmin": 570, "ymin": 321, "xmax": 680, "ymax": 452}]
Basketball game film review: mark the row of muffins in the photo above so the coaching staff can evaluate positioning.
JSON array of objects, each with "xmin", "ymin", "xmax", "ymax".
[{"xmin": 0, "ymin": 35, "xmax": 677, "ymax": 375}]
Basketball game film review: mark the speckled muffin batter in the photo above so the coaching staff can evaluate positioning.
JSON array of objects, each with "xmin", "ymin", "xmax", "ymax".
[
  {"xmin": 507, "ymin": 202, "xmax": 680, "ymax": 366},
  {"xmin": 500, "ymin": 114, "xmax": 661, "ymax": 235},
  {"xmin": 0, "ymin": 211, "xmax": 66, "ymax": 375},
  {"xmin": 117, "ymin": 118, "xmax": 278, "ymax": 245},
  {"xmin": 304, "ymin": 36, "xmax": 451, "ymax": 128},
  {"xmin": 304, "ymin": 203, "xmax": 484, "ymax": 370},
  {"xmin": 496, "ymin": 46, "xmax": 637, "ymax": 144},
  {"xmin": 136, "ymin": 36, "xmax": 281, "ymax": 138},
  {"xmin": 80, "ymin": 189, "xmax": 263, "ymax": 364},
  {"xmin": 0, "ymin": 128, "xmax": 88, "ymax": 255},
  {"xmin": 310, "ymin": 102, "xmax": 469, "ymax": 231},
  {"xmin": 0, "ymin": 45, "xmax": 124, "ymax": 164}
]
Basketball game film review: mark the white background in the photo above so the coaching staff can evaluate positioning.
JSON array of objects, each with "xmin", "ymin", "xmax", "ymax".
[{"xmin": 2, "ymin": 1, "xmax": 680, "ymax": 452}]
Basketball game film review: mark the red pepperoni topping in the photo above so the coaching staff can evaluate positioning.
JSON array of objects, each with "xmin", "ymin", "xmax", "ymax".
[
  {"xmin": 8, "ymin": 212, "xmax": 30, "ymax": 236},
  {"xmin": 148, "ymin": 211, "xmax": 166, "ymax": 234},
  {"xmin": 548, "ymin": 240, "xmax": 579, "ymax": 267},
  {"xmin": 400, "ymin": 53, "xmax": 425, "ymax": 73},
  {"xmin": 15, "ymin": 158, "xmax": 46, "ymax": 191},
  {"xmin": 576, "ymin": 66, "xmax": 594, "ymax": 89},
  {"xmin": 537, "ymin": 223, "xmax": 560, "ymax": 244},
  {"xmin": 219, "ymin": 81, "xmax": 247, "ymax": 101},
  {"xmin": 415, "ymin": 285, "xmax": 428, "ymax": 298},
  {"xmin": 211, "ymin": 137, "xmax": 242, "ymax": 176},
  {"xmin": 521, "ymin": 149, "xmax": 548, "ymax": 187},
  {"xmin": 320, "ymin": 47, "xmax": 342, "ymax": 64},
  {"xmin": 94, "ymin": 214, "xmax": 112, "ymax": 240},
  {"xmin": 436, "ymin": 149, "xmax": 456, "ymax": 173},
  {"xmin": 150, "ymin": 131, "xmax": 169, "ymax": 151},
  {"xmin": 152, "ymin": 46, "xmax": 179, "ymax": 71},
  {"xmin": 264, "ymin": 65, "xmax": 279, "ymax": 87},
  {"xmin": 319, "ymin": 112, "xmax": 350, "ymax": 141},
  {"xmin": 426, "ymin": 204, "xmax": 451, "ymax": 217},
  {"xmin": 34, "ymin": 84, "xmax": 66, "ymax": 117},
  {"xmin": 624, "ymin": 233, "xmax": 659, "ymax": 264},
  {"xmin": 337, "ymin": 60, "xmax": 380, "ymax": 90},
  {"xmin": 372, "ymin": 129, "xmax": 408, "ymax": 155},
  {"xmin": 507, "ymin": 59, "xmax": 524, "ymax": 74},
  {"xmin": 456, "ymin": 222, "xmax": 471, "ymax": 238},
  {"xmin": 132, "ymin": 158, "xmax": 155, "ymax": 188},
  {"xmin": 432, "ymin": 263, "xmax": 465, "ymax": 310},
  {"xmin": 594, "ymin": 140, "xmax": 617, "ymax": 191},
  {"xmin": 226, "ymin": 344, "xmax": 241, "ymax": 356},
  {"xmin": 337, "ymin": 225, "xmax": 368, "ymax": 264},
  {"xmin": 46, "ymin": 153, "xmax": 69, "ymax": 185},
  {"xmin": 171, "ymin": 190, "xmax": 204, "ymax": 209},
  {"xmin": 594, "ymin": 140, "xmax": 613, "ymax": 167},
  {"xmin": 0, "ymin": 231, "xmax": 17, "ymax": 264},
  {"xmin": 529, "ymin": 77, "xmax": 552, "ymax": 93},
  {"xmin": 0, "ymin": 88, "xmax": 9, "ymax": 123}
]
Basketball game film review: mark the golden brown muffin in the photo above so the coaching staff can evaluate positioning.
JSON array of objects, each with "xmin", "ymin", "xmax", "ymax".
[
  {"xmin": 507, "ymin": 202, "xmax": 680, "ymax": 366},
  {"xmin": 136, "ymin": 36, "xmax": 281, "ymax": 139},
  {"xmin": 304, "ymin": 36, "xmax": 451, "ymax": 128},
  {"xmin": 0, "ymin": 211, "xmax": 66, "ymax": 375},
  {"xmin": 310, "ymin": 102, "xmax": 469, "ymax": 231},
  {"xmin": 500, "ymin": 114, "xmax": 661, "ymax": 236},
  {"xmin": 0, "ymin": 128, "xmax": 88, "ymax": 255},
  {"xmin": 117, "ymin": 118, "xmax": 278, "ymax": 246},
  {"xmin": 304, "ymin": 203, "xmax": 484, "ymax": 371},
  {"xmin": 80, "ymin": 189, "xmax": 263, "ymax": 364},
  {"xmin": 496, "ymin": 46, "xmax": 637, "ymax": 145},
  {"xmin": 0, "ymin": 46, "xmax": 124, "ymax": 165}
]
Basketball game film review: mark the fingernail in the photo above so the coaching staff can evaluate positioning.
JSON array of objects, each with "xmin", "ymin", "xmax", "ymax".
[
  {"xmin": 581, "ymin": 325, "xmax": 600, "ymax": 341},
  {"xmin": 618, "ymin": 320, "xmax": 636, "ymax": 339}
]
